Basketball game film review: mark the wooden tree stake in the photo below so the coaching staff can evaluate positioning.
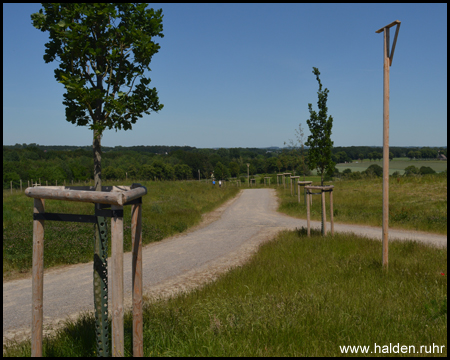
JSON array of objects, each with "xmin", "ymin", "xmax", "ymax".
[{"xmin": 31, "ymin": 198, "xmax": 45, "ymax": 357}]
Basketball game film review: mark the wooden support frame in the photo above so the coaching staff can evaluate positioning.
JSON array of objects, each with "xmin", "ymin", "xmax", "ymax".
[
  {"xmin": 297, "ymin": 181, "xmax": 312, "ymax": 205},
  {"xmin": 282, "ymin": 173, "xmax": 291, "ymax": 189},
  {"xmin": 305, "ymin": 185, "xmax": 334, "ymax": 237},
  {"xmin": 289, "ymin": 176, "xmax": 300, "ymax": 196},
  {"xmin": 26, "ymin": 184, "xmax": 147, "ymax": 357},
  {"xmin": 263, "ymin": 177, "xmax": 271, "ymax": 186},
  {"xmin": 276, "ymin": 174, "xmax": 283, "ymax": 187},
  {"xmin": 250, "ymin": 178, "xmax": 256, "ymax": 187}
]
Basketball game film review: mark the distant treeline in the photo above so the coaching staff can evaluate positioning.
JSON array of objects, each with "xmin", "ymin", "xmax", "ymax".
[{"xmin": 3, "ymin": 144, "xmax": 447, "ymax": 189}]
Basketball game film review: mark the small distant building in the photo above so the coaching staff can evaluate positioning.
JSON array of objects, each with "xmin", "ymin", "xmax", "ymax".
[{"xmin": 437, "ymin": 154, "xmax": 447, "ymax": 161}]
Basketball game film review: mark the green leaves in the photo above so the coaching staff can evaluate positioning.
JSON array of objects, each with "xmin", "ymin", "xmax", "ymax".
[
  {"xmin": 305, "ymin": 67, "xmax": 335, "ymax": 185},
  {"xmin": 31, "ymin": 3, "xmax": 164, "ymax": 135},
  {"xmin": 30, "ymin": 11, "xmax": 47, "ymax": 29}
]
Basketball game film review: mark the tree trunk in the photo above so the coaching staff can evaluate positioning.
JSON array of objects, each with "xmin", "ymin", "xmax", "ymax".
[
  {"xmin": 93, "ymin": 129, "xmax": 102, "ymax": 191},
  {"xmin": 93, "ymin": 64, "xmax": 109, "ymax": 355},
  {"xmin": 94, "ymin": 67, "xmax": 103, "ymax": 191}
]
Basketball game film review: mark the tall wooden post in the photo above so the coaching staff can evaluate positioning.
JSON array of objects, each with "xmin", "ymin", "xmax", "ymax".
[
  {"xmin": 376, "ymin": 20, "xmax": 401, "ymax": 270},
  {"xmin": 31, "ymin": 198, "xmax": 45, "ymax": 357},
  {"xmin": 111, "ymin": 205, "xmax": 124, "ymax": 357}
]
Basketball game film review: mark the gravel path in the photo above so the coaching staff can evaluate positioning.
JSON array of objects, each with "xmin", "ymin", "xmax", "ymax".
[{"xmin": 3, "ymin": 188, "xmax": 446, "ymax": 347}]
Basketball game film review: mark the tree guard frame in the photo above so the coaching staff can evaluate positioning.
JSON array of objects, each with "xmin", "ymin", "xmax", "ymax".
[
  {"xmin": 276, "ymin": 174, "xmax": 283, "ymax": 186},
  {"xmin": 289, "ymin": 176, "xmax": 300, "ymax": 196},
  {"xmin": 282, "ymin": 173, "xmax": 291, "ymax": 190},
  {"xmin": 25, "ymin": 184, "xmax": 147, "ymax": 357},
  {"xmin": 297, "ymin": 181, "xmax": 312, "ymax": 205},
  {"xmin": 305, "ymin": 185, "xmax": 334, "ymax": 237}
]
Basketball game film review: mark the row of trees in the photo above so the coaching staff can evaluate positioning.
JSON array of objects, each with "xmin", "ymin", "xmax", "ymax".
[
  {"xmin": 338, "ymin": 164, "xmax": 443, "ymax": 180},
  {"xmin": 3, "ymin": 144, "xmax": 447, "ymax": 189},
  {"xmin": 406, "ymin": 149, "xmax": 442, "ymax": 160}
]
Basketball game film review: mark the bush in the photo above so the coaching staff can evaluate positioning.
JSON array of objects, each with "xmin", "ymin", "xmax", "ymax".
[
  {"xmin": 342, "ymin": 168, "xmax": 352, "ymax": 175},
  {"xmin": 404, "ymin": 165, "xmax": 419, "ymax": 176},
  {"xmin": 347, "ymin": 171, "xmax": 362, "ymax": 180},
  {"xmin": 363, "ymin": 164, "xmax": 383, "ymax": 178},
  {"xmin": 419, "ymin": 166, "xmax": 436, "ymax": 175}
]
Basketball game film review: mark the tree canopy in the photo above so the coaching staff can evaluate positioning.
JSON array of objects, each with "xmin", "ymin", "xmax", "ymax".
[
  {"xmin": 31, "ymin": 3, "xmax": 164, "ymax": 191},
  {"xmin": 31, "ymin": 3, "xmax": 164, "ymax": 134}
]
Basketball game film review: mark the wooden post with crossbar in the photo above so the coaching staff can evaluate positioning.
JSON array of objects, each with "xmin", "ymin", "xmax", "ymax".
[{"xmin": 376, "ymin": 20, "xmax": 401, "ymax": 270}]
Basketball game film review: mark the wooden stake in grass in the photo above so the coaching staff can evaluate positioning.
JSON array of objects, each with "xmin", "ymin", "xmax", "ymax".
[
  {"xmin": 298, "ymin": 181, "xmax": 312, "ymax": 205},
  {"xmin": 31, "ymin": 198, "xmax": 45, "ymax": 357},
  {"xmin": 131, "ymin": 202, "xmax": 143, "ymax": 356},
  {"xmin": 111, "ymin": 204, "xmax": 124, "ymax": 357},
  {"xmin": 376, "ymin": 20, "xmax": 401, "ymax": 270}
]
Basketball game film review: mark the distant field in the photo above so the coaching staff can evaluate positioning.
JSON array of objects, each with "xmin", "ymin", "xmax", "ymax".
[{"xmin": 334, "ymin": 158, "xmax": 447, "ymax": 175}]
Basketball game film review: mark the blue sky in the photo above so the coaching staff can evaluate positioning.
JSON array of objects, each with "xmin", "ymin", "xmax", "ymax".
[{"xmin": 3, "ymin": 3, "xmax": 447, "ymax": 148}]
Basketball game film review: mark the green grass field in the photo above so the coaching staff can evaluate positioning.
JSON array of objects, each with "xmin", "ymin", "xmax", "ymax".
[
  {"xmin": 334, "ymin": 158, "xmax": 447, "ymax": 175},
  {"xmin": 276, "ymin": 173, "xmax": 447, "ymax": 235},
  {"xmin": 3, "ymin": 176, "xmax": 447, "ymax": 356},
  {"xmin": 4, "ymin": 229, "xmax": 447, "ymax": 357},
  {"xmin": 3, "ymin": 180, "xmax": 239, "ymax": 282}
]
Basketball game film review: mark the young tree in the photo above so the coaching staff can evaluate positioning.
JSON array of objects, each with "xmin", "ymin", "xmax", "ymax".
[
  {"xmin": 31, "ymin": 4, "xmax": 164, "ymax": 355},
  {"xmin": 305, "ymin": 67, "xmax": 334, "ymax": 185},
  {"xmin": 276, "ymin": 158, "xmax": 283, "ymax": 173},
  {"xmin": 31, "ymin": 3, "xmax": 164, "ymax": 191}
]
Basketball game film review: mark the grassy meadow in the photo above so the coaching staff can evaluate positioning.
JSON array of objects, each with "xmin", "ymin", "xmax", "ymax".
[
  {"xmin": 4, "ymin": 229, "xmax": 447, "ymax": 356},
  {"xmin": 3, "ymin": 180, "xmax": 239, "ymax": 282},
  {"xmin": 334, "ymin": 158, "xmax": 447, "ymax": 175},
  {"xmin": 277, "ymin": 173, "xmax": 447, "ymax": 234},
  {"xmin": 3, "ymin": 172, "xmax": 447, "ymax": 356}
]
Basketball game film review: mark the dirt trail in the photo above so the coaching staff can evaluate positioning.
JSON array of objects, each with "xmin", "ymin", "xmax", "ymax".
[{"xmin": 3, "ymin": 188, "xmax": 446, "ymax": 347}]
